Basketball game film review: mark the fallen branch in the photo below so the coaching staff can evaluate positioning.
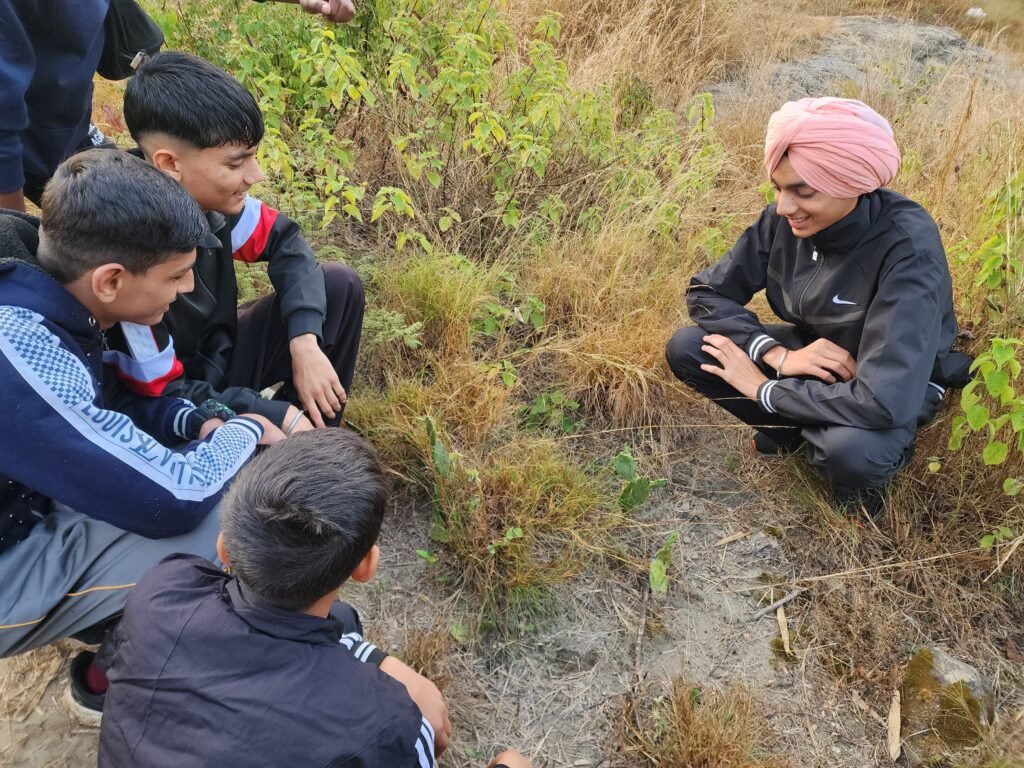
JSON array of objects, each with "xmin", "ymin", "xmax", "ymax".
[
  {"xmin": 751, "ymin": 588, "xmax": 805, "ymax": 622},
  {"xmin": 631, "ymin": 585, "xmax": 650, "ymax": 691}
]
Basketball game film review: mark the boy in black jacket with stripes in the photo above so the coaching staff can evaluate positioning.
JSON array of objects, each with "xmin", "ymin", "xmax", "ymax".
[
  {"xmin": 99, "ymin": 428, "xmax": 532, "ymax": 767},
  {"xmin": 113, "ymin": 51, "xmax": 364, "ymax": 435}
]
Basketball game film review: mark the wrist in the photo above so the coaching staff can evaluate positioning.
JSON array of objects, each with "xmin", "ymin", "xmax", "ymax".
[
  {"xmin": 761, "ymin": 345, "xmax": 786, "ymax": 370},
  {"xmin": 289, "ymin": 333, "xmax": 319, "ymax": 349}
]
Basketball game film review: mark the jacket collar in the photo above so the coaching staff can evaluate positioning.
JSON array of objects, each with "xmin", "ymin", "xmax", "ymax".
[
  {"xmin": 809, "ymin": 192, "xmax": 876, "ymax": 256},
  {"xmin": 223, "ymin": 575, "xmax": 344, "ymax": 646},
  {"xmin": 207, "ymin": 210, "xmax": 227, "ymax": 236},
  {"xmin": 0, "ymin": 212, "xmax": 101, "ymax": 347}
]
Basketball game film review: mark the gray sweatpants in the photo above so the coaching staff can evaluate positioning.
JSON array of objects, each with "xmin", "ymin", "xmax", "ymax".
[{"xmin": 0, "ymin": 504, "xmax": 220, "ymax": 658}]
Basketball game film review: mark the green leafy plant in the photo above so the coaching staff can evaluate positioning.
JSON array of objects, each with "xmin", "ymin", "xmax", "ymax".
[
  {"xmin": 649, "ymin": 531, "xmax": 680, "ymax": 594},
  {"xmin": 613, "ymin": 449, "xmax": 667, "ymax": 512},
  {"xmin": 521, "ymin": 390, "xmax": 580, "ymax": 433},
  {"xmin": 948, "ymin": 338, "xmax": 1024, "ymax": 470},
  {"xmin": 981, "ymin": 526, "xmax": 1015, "ymax": 550}
]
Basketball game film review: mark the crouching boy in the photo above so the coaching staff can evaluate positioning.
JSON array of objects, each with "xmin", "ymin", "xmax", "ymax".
[
  {"xmin": 0, "ymin": 150, "xmax": 281, "ymax": 664},
  {"xmin": 98, "ymin": 429, "xmax": 450, "ymax": 766}
]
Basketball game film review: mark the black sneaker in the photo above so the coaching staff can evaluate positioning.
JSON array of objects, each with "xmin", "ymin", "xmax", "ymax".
[
  {"xmin": 834, "ymin": 486, "xmax": 886, "ymax": 522},
  {"xmin": 751, "ymin": 431, "xmax": 804, "ymax": 456},
  {"xmin": 65, "ymin": 650, "xmax": 104, "ymax": 727}
]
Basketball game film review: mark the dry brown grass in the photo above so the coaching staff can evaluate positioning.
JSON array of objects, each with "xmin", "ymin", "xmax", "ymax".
[
  {"xmin": 508, "ymin": 0, "xmax": 833, "ymax": 110},
  {"xmin": 616, "ymin": 678, "xmax": 792, "ymax": 767}
]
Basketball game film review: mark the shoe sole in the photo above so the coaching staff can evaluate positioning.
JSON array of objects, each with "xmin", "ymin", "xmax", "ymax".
[{"xmin": 63, "ymin": 678, "xmax": 103, "ymax": 728}]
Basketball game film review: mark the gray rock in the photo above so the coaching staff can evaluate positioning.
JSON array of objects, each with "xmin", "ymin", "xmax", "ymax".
[
  {"xmin": 900, "ymin": 646, "xmax": 995, "ymax": 766},
  {"xmin": 709, "ymin": 15, "xmax": 1022, "ymax": 108}
]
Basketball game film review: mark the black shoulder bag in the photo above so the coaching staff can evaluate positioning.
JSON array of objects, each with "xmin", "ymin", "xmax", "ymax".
[{"xmin": 97, "ymin": 0, "xmax": 165, "ymax": 80}]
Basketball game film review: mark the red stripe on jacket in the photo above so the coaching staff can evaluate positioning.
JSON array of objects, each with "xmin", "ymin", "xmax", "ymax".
[{"xmin": 233, "ymin": 202, "xmax": 279, "ymax": 263}]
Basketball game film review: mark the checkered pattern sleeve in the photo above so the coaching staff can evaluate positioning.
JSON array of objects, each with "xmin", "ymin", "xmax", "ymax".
[{"xmin": 0, "ymin": 306, "xmax": 263, "ymax": 537}]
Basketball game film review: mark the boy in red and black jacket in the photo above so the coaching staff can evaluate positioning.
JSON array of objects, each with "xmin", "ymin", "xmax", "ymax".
[{"xmin": 112, "ymin": 51, "xmax": 364, "ymax": 434}]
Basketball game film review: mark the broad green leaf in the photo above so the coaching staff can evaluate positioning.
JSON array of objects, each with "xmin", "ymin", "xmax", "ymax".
[
  {"xmin": 983, "ymin": 441, "xmax": 1008, "ymax": 465},
  {"xmin": 613, "ymin": 451, "xmax": 638, "ymax": 481},
  {"xmin": 649, "ymin": 557, "xmax": 668, "ymax": 593},
  {"xmin": 619, "ymin": 477, "xmax": 652, "ymax": 511},
  {"xmin": 429, "ymin": 521, "xmax": 451, "ymax": 543},
  {"xmin": 966, "ymin": 404, "xmax": 990, "ymax": 431},
  {"xmin": 985, "ymin": 370, "xmax": 1010, "ymax": 397}
]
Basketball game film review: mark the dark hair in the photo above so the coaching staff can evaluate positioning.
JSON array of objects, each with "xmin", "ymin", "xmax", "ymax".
[
  {"xmin": 38, "ymin": 150, "xmax": 209, "ymax": 284},
  {"xmin": 124, "ymin": 51, "xmax": 264, "ymax": 149},
  {"xmin": 220, "ymin": 430, "xmax": 388, "ymax": 612}
]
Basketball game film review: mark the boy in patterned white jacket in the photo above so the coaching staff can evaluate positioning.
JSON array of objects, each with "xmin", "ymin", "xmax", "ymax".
[{"xmin": 112, "ymin": 51, "xmax": 365, "ymax": 434}]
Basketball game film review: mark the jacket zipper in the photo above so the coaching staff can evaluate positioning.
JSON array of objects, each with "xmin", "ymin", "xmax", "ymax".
[{"xmin": 797, "ymin": 248, "xmax": 822, "ymax": 318}]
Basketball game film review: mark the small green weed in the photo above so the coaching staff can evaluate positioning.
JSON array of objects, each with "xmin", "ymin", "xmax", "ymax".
[
  {"xmin": 613, "ymin": 448, "xmax": 666, "ymax": 512},
  {"xmin": 649, "ymin": 531, "xmax": 680, "ymax": 594},
  {"xmin": 521, "ymin": 390, "xmax": 580, "ymax": 433}
]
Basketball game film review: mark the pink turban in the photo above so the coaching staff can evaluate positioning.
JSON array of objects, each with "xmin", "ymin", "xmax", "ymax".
[{"xmin": 764, "ymin": 97, "xmax": 901, "ymax": 198}]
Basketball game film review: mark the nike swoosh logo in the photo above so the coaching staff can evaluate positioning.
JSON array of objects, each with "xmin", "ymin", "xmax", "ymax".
[{"xmin": 832, "ymin": 295, "xmax": 857, "ymax": 305}]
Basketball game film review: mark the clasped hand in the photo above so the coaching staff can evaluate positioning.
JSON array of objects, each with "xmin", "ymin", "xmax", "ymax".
[
  {"xmin": 768, "ymin": 337, "xmax": 856, "ymax": 383},
  {"xmin": 701, "ymin": 335, "xmax": 857, "ymax": 399}
]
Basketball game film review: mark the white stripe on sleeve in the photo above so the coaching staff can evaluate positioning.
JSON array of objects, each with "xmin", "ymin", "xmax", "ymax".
[{"xmin": 415, "ymin": 717, "xmax": 436, "ymax": 768}]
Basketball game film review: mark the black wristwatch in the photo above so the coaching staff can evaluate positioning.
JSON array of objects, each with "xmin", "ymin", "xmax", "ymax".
[{"xmin": 195, "ymin": 399, "xmax": 238, "ymax": 422}]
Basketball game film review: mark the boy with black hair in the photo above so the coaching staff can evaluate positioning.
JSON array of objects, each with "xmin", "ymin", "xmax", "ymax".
[
  {"xmin": 115, "ymin": 50, "xmax": 365, "ymax": 433},
  {"xmin": 0, "ymin": 149, "xmax": 284, "ymax": 663},
  {"xmin": 100, "ymin": 429, "xmax": 445, "ymax": 766}
]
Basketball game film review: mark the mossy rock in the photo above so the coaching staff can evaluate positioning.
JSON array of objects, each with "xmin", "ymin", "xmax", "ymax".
[{"xmin": 901, "ymin": 647, "xmax": 995, "ymax": 766}]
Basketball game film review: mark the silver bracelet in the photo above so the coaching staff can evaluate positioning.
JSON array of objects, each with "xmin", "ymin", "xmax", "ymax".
[
  {"xmin": 776, "ymin": 349, "xmax": 790, "ymax": 379},
  {"xmin": 285, "ymin": 410, "xmax": 304, "ymax": 435}
]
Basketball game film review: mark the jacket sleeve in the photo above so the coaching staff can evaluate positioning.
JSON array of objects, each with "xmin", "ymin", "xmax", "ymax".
[
  {"xmin": 686, "ymin": 206, "xmax": 785, "ymax": 364},
  {"xmin": 112, "ymin": 321, "xmax": 292, "ymax": 428},
  {"xmin": 104, "ymin": 384, "xmax": 204, "ymax": 446},
  {"xmin": 0, "ymin": 5, "xmax": 32, "ymax": 193},
  {"xmin": 0, "ymin": 307, "xmax": 263, "ymax": 538},
  {"xmin": 230, "ymin": 195, "xmax": 326, "ymax": 341},
  {"xmin": 755, "ymin": 248, "xmax": 945, "ymax": 428}
]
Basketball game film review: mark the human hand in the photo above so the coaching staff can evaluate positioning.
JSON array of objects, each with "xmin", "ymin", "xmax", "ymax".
[
  {"xmin": 487, "ymin": 750, "xmax": 532, "ymax": 768},
  {"xmin": 290, "ymin": 334, "xmax": 346, "ymax": 428},
  {"xmin": 379, "ymin": 656, "xmax": 452, "ymax": 756},
  {"xmin": 198, "ymin": 417, "xmax": 226, "ymax": 440},
  {"xmin": 237, "ymin": 413, "xmax": 288, "ymax": 445},
  {"xmin": 283, "ymin": 405, "xmax": 315, "ymax": 435},
  {"xmin": 296, "ymin": 0, "xmax": 355, "ymax": 23},
  {"xmin": 772, "ymin": 338, "xmax": 856, "ymax": 383},
  {"xmin": 700, "ymin": 334, "xmax": 770, "ymax": 399}
]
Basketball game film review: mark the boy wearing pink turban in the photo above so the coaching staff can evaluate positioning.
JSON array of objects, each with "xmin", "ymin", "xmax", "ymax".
[{"xmin": 666, "ymin": 98, "xmax": 971, "ymax": 517}]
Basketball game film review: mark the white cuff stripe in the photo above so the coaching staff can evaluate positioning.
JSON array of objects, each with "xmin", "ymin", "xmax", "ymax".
[
  {"xmin": 760, "ymin": 380, "xmax": 779, "ymax": 414},
  {"xmin": 417, "ymin": 718, "xmax": 436, "ymax": 768},
  {"xmin": 748, "ymin": 334, "xmax": 775, "ymax": 362},
  {"xmin": 356, "ymin": 642, "xmax": 377, "ymax": 662},
  {"xmin": 928, "ymin": 382, "xmax": 946, "ymax": 396},
  {"xmin": 339, "ymin": 631, "xmax": 363, "ymax": 650},
  {"xmin": 174, "ymin": 407, "xmax": 196, "ymax": 439}
]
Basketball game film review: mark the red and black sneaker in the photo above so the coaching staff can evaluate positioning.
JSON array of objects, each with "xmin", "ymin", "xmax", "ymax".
[{"xmin": 64, "ymin": 650, "xmax": 106, "ymax": 727}]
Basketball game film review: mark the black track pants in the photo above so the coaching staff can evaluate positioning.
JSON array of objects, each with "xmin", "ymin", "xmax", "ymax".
[
  {"xmin": 665, "ymin": 324, "xmax": 940, "ymax": 495},
  {"xmin": 229, "ymin": 262, "xmax": 365, "ymax": 425}
]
